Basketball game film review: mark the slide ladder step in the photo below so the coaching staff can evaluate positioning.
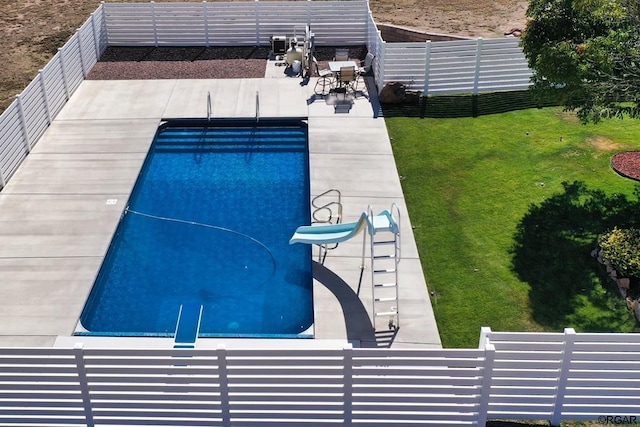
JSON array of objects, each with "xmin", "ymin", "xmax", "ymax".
[
  {"xmin": 373, "ymin": 240, "xmax": 396, "ymax": 245},
  {"xmin": 375, "ymin": 310, "xmax": 398, "ymax": 317},
  {"xmin": 374, "ymin": 282, "xmax": 397, "ymax": 288}
]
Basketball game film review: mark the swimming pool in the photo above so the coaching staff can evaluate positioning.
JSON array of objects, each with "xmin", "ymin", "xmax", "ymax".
[{"xmin": 78, "ymin": 119, "xmax": 313, "ymax": 338}]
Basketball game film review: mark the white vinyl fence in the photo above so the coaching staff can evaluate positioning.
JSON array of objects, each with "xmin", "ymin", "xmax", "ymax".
[
  {"xmin": 1, "ymin": 329, "xmax": 639, "ymax": 426},
  {"xmin": 380, "ymin": 37, "xmax": 532, "ymax": 95},
  {"xmin": 0, "ymin": 7, "xmax": 107, "ymax": 189},
  {"xmin": 482, "ymin": 328, "xmax": 640, "ymax": 425},
  {"xmin": 102, "ymin": 1, "xmax": 369, "ymax": 47}
]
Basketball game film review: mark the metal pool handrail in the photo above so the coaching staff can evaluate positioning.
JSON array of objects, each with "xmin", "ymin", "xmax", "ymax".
[{"xmin": 255, "ymin": 91, "xmax": 260, "ymax": 123}]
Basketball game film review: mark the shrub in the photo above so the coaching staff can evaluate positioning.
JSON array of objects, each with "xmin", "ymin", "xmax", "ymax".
[{"xmin": 598, "ymin": 227, "xmax": 640, "ymax": 278}]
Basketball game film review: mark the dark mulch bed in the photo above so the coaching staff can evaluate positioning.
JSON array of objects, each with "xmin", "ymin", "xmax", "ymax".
[
  {"xmin": 87, "ymin": 45, "xmax": 367, "ymax": 80},
  {"xmin": 612, "ymin": 151, "xmax": 640, "ymax": 181}
]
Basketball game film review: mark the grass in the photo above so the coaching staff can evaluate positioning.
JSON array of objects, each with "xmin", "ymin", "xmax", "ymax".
[{"xmin": 386, "ymin": 104, "xmax": 640, "ymax": 348}]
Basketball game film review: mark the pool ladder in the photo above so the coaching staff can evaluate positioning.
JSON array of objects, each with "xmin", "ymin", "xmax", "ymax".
[
  {"xmin": 363, "ymin": 203, "xmax": 401, "ymax": 330},
  {"xmin": 207, "ymin": 91, "xmax": 212, "ymax": 121},
  {"xmin": 311, "ymin": 189, "xmax": 343, "ymax": 263}
]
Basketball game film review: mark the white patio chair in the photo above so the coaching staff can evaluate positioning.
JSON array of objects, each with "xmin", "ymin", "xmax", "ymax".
[
  {"xmin": 355, "ymin": 52, "xmax": 375, "ymax": 91},
  {"xmin": 357, "ymin": 52, "xmax": 375, "ymax": 76}
]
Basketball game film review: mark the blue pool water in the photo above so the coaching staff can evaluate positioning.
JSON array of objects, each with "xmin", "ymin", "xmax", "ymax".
[{"xmin": 79, "ymin": 119, "xmax": 313, "ymax": 338}]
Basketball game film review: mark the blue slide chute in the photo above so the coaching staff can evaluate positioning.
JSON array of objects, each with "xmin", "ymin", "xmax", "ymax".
[{"xmin": 289, "ymin": 210, "xmax": 398, "ymax": 245}]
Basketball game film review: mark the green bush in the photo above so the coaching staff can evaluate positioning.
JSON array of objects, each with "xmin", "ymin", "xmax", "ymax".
[{"xmin": 598, "ymin": 227, "xmax": 640, "ymax": 278}]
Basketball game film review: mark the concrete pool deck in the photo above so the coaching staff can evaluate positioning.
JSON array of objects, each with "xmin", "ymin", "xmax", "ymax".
[{"xmin": 0, "ymin": 71, "xmax": 441, "ymax": 349}]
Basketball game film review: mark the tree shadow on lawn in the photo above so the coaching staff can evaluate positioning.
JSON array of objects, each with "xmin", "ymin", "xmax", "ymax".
[{"xmin": 511, "ymin": 181, "xmax": 640, "ymax": 331}]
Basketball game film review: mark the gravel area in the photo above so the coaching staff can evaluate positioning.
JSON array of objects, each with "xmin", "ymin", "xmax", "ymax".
[{"xmin": 87, "ymin": 46, "xmax": 367, "ymax": 80}]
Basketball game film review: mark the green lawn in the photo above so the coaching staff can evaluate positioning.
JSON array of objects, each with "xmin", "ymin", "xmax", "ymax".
[{"xmin": 386, "ymin": 106, "xmax": 640, "ymax": 348}]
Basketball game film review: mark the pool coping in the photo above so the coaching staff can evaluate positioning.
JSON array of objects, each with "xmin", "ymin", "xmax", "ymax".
[{"xmin": 0, "ymin": 75, "xmax": 441, "ymax": 349}]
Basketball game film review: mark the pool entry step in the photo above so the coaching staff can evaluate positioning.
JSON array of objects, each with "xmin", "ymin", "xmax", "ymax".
[{"xmin": 173, "ymin": 304, "xmax": 203, "ymax": 349}]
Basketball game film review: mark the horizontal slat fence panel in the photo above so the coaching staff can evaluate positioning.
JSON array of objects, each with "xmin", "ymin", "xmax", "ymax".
[
  {"xmin": 6, "ymin": 333, "xmax": 640, "ymax": 425},
  {"xmin": 351, "ymin": 348, "xmax": 485, "ymax": 425},
  {"xmin": 103, "ymin": 1, "xmax": 369, "ymax": 47},
  {"xmin": 481, "ymin": 329, "xmax": 564, "ymax": 420},
  {"xmin": 559, "ymin": 332, "xmax": 640, "ymax": 421},
  {"xmin": 41, "ymin": 55, "xmax": 69, "ymax": 117},
  {"xmin": 19, "ymin": 79, "xmax": 49, "ymax": 149},
  {"xmin": 226, "ymin": 348, "xmax": 345, "ymax": 424},
  {"xmin": 0, "ymin": 102, "xmax": 29, "ymax": 187},
  {"xmin": 83, "ymin": 348, "xmax": 223, "ymax": 426},
  {"xmin": 60, "ymin": 37, "xmax": 86, "ymax": 93},
  {"xmin": 103, "ymin": 3, "xmax": 157, "ymax": 45},
  {"xmin": 207, "ymin": 2, "xmax": 261, "ymax": 46},
  {"xmin": 377, "ymin": 37, "xmax": 532, "ymax": 96},
  {"xmin": 0, "ymin": 348, "xmax": 87, "ymax": 426}
]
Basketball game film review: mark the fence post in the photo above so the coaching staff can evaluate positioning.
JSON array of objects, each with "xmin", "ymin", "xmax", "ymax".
[
  {"xmin": 100, "ymin": 2, "xmax": 109, "ymax": 46},
  {"xmin": 203, "ymin": 1, "xmax": 210, "ymax": 47},
  {"xmin": 423, "ymin": 40, "xmax": 432, "ymax": 96},
  {"xmin": 551, "ymin": 328, "xmax": 576, "ymax": 426},
  {"xmin": 73, "ymin": 343, "xmax": 95, "ymax": 427},
  {"xmin": 478, "ymin": 326, "xmax": 492, "ymax": 349},
  {"xmin": 343, "ymin": 344, "xmax": 353, "ymax": 426},
  {"xmin": 254, "ymin": 0, "xmax": 260, "ymax": 46},
  {"xmin": 38, "ymin": 71, "xmax": 52, "ymax": 124},
  {"xmin": 477, "ymin": 341, "xmax": 495, "ymax": 426},
  {"xmin": 75, "ymin": 31, "xmax": 88, "ymax": 78},
  {"xmin": 58, "ymin": 49, "xmax": 71, "ymax": 100},
  {"xmin": 473, "ymin": 37, "xmax": 483, "ymax": 95},
  {"xmin": 15, "ymin": 95, "xmax": 32, "ymax": 153},
  {"xmin": 151, "ymin": 1, "xmax": 159, "ymax": 48},
  {"xmin": 217, "ymin": 344, "xmax": 230, "ymax": 426},
  {"xmin": 378, "ymin": 40, "xmax": 386, "ymax": 94},
  {"xmin": 90, "ymin": 12, "xmax": 101, "ymax": 61}
]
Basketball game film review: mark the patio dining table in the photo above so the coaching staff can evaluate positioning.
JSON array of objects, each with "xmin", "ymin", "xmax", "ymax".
[{"xmin": 328, "ymin": 60, "xmax": 358, "ymax": 73}]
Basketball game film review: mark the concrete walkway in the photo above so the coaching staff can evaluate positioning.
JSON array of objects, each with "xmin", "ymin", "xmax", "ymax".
[{"xmin": 0, "ymin": 63, "xmax": 441, "ymax": 349}]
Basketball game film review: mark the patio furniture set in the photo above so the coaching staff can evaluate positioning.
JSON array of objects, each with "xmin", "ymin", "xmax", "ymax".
[{"xmin": 314, "ymin": 49, "xmax": 375, "ymax": 97}]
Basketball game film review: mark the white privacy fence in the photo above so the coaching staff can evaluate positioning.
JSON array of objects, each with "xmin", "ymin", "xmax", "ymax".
[
  {"xmin": 481, "ymin": 328, "xmax": 640, "ymax": 425},
  {"xmin": 1, "ymin": 329, "xmax": 640, "ymax": 426},
  {"xmin": 0, "ymin": 8, "xmax": 107, "ymax": 189},
  {"xmin": 102, "ymin": 1, "xmax": 369, "ymax": 46},
  {"xmin": 381, "ymin": 37, "xmax": 532, "ymax": 95}
]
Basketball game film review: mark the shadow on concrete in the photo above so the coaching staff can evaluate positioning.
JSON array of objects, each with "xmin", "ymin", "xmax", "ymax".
[{"xmin": 312, "ymin": 261, "xmax": 379, "ymax": 347}]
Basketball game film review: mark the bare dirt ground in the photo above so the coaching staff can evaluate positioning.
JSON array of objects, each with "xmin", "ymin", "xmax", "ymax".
[{"xmin": 0, "ymin": 0, "xmax": 528, "ymax": 113}]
